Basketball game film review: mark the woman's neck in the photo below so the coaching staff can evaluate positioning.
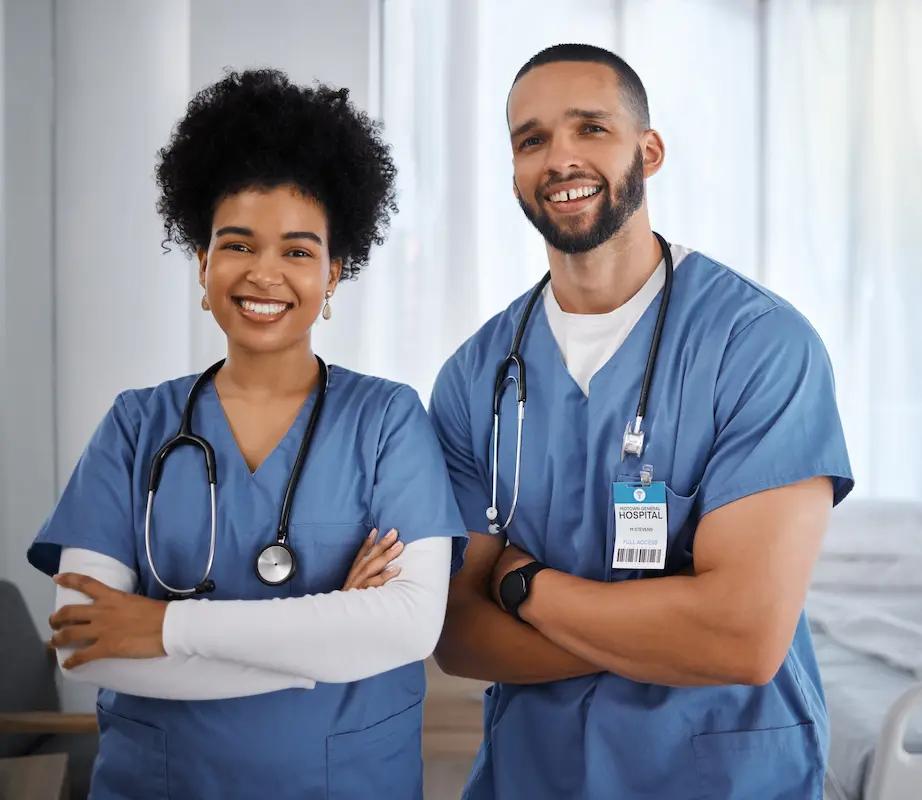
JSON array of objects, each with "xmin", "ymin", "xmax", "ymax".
[{"xmin": 216, "ymin": 341, "xmax": 320, "ymax": 400}]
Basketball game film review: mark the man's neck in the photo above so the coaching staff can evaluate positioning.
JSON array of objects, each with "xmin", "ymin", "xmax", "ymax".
[{"xmin": 547, "ymin": 216, "xmax": 664, "ymax": 315}]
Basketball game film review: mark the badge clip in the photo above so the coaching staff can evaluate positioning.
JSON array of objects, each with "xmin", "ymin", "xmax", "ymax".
[{"xmin": 639, "ymin": 463, "xmax": 654, "ymax": 487}]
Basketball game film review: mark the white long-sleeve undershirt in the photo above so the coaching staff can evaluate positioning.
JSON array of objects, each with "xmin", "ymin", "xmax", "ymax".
[{"xmin": 54, "ymin": 536, "xmax": 451, "ymax": 700}]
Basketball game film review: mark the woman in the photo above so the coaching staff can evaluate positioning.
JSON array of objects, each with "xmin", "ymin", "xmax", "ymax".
[{"xmin": 27, "ymin": 69, "xmax": 468, "ymax": 800}]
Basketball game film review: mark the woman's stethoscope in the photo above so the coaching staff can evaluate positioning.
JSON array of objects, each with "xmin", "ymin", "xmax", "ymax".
[
  {"xmin": 485, "ymin": 232, "xmax": 674, "ymax": 535},
  {"xmin": 144, "ymin": 356, "xmax": 329, "ymax": 600}
]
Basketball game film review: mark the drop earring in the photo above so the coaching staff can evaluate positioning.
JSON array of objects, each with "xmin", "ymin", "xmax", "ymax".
[
  {"xmin": 321, "ymin": 291, "xmax": 332, "ymax": 320},
  {"xmin": 201, "ymin": 295, "xmax": 210, "ymax": 311}
]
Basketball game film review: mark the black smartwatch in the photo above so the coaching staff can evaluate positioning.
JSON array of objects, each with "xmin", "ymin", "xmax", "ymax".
[{"xmin": 499, "ymin": 561, "xmax": 548, "ymax": 621}]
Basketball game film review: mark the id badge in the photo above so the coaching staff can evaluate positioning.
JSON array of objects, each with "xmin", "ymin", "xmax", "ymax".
[{"xmin": 612, "ymin": 481, "xmax": 667, "ymax": 569}]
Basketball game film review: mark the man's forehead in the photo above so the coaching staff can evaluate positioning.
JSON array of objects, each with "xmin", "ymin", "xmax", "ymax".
[{"xmin": 507, "ymin": 61, "xmax": 622, "ymax": 128}]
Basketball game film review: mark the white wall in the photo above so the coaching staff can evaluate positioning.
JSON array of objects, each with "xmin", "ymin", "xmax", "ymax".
[
  {"xmin": 0, "ymin": 0, "xmax": 56, "ymax": 633},
  {"xmin": 188, "ymin": 0, "xmax": 382, "ymax": 373},
  {"xmin": 54, "ymin": 0, "xmax": 195, "ymax": 495},
  {"xmin": 0, "ymin": 0, "xmax": 380, "ymax": 712}
]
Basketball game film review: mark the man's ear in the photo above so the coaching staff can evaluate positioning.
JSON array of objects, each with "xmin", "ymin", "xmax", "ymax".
[{"xmin": 640, "ymin": 129, "xmax": 666, "ymax": 179}]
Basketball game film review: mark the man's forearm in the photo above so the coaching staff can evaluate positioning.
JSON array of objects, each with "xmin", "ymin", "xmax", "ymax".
[
  {"xmin": 435, "ymin": 591, "xmax": 600, "ymax": 684},
  {"xmin": 520, "ymin": 570, "xmax": 766, "ymax": 686}
]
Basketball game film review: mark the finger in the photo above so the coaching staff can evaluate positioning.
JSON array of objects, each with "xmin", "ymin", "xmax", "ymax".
[
  {"xmin": 360, "ymin": 566, "xmax": 401, "ymax": 589},
  {"xmin": 53, "ymin": 573, "xmax": 111, "ymax": 599},
  {"xmin": 343, "ymin": 529, "xmax": 397, "ymax": 589},
  {"xmin": 364, "ymin": 528, "xmax": 398, "ymax": 561},
  {"xmin": 50, "ymin": 623, "xmax": 96, "ymax": 649},
  {"xmin": 61, "ymin": 643, "xmax": 107, "ymax": 671},
  {"xmin": 356, "ymin": 540, "xmax": 404, "ymax": 581},
  {"xmin": 49, "ymin": 604, "xmax": 96, "ymax": 629},
  {"xmin": 351, "ymin": 528, "xmax": 378, "ymax": 567}
]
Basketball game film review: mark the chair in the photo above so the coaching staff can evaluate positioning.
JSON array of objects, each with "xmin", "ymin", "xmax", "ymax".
[{"xmin": 0, "ymin": 579, "xmax": 98, "ymax": 799}]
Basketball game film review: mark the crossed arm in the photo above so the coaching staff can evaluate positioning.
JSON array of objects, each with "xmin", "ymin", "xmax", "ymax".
[
  {"xmin": 53, "ymin": 547, "xmax": 314, "ymax": 700},
  {"xmin": 51, "ymin": 534, "xmax": 452, "ymax": 700},
  {"xmin": 434, "ymin": 476, "xmax": 833, "ymax": 687}
]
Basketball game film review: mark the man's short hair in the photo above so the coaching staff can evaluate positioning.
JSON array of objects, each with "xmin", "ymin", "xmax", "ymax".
[{"xmin": 511, "ymin": 43, "xmax": 650, "ymax": 129}]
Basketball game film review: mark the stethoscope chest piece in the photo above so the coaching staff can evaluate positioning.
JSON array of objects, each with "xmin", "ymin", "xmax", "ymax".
[
  {"xmin": 255, "ymin": 542, "xmax": 297, "ymax": 586},
  {"xmin": 148, "ymin": 356, "xmax": 329, "ymax": 600}
]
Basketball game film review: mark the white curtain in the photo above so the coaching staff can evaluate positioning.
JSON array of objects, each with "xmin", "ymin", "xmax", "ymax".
[
  {"xmin": 762, "ymin": 0, "xmax": 922, "ymax": 500},
  {"xmin": 378, "ymin": 0, "xmax": 920, "ymax": 499}
]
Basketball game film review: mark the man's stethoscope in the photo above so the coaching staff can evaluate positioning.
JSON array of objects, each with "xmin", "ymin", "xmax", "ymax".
[
  {"xmin": 144, "ymin": 356, "xmax": 329, "ymax": 600},
  {"xmin": 486, "ymin": 232, "xmax": 674, "ymax": 535}
]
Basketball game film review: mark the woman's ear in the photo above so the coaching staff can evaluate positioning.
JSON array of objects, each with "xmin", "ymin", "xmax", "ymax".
[
  {"xmin": 327, "ymin": 258, "xmax": 343, "ymax": 294},
  {"xmin": 197, "ymin": 248, "xmax": 207, "ymax": 288}
]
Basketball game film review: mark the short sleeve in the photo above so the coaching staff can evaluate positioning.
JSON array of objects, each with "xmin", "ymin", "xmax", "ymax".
[
  {"xmin": 27, "ymin": 392, "xmax": 141, "ymax": 577},
  {"xmin": 372, "ymin": 385, "xmax": 469, "ymax": 574},
  {"xmin": 697, "ymin": 306, "xmax": 855, "ymax": 517},
  {"xmin": 428, "ymin": 351, "xmax": 492, "ymax": 535}
]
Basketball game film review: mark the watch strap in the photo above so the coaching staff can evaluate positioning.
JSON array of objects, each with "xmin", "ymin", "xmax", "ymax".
[{"xmin": 509, "ymin": 560, "xmax": 548, "ymax": 620}]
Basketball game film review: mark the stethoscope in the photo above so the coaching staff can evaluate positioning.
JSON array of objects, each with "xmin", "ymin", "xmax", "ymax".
[
  {"xmin": 144, "ymin": 356, "xmax": 329, "ymax": 600},
  {"xmin": 485, "ymin": 232, "xmax": 674, "ymax": 535}
]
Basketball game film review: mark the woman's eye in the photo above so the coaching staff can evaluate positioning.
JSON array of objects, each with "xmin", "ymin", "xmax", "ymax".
[
  {"xmin": 287, "ymin": 249, "xmax": 312, "ymax": 258},
  {"xmin": 224, "ymin": 243, "xmax": 250, "ymax": 253}
]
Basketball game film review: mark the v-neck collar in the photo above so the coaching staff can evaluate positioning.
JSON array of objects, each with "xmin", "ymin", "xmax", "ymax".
[
  {"xmin": 528, "ymin": 282, "xmax": 667, "ymax": 399},
  {"xmin": 198, "ymin": 376, "xmax": 322, "ymax": 481}
]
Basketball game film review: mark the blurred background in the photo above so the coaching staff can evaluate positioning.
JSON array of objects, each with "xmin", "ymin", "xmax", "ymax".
[{"xmin": 0, "ymin": 0, "xmax": 919, "ymax": 796}]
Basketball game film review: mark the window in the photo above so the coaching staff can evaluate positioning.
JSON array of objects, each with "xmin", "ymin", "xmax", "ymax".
[{"xmin": 380, "ymin": 0, "xmax": 921, "ymax": 499}]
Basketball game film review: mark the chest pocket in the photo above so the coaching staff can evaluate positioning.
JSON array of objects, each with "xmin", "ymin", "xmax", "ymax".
[
  {"xmin": 288, "ymin": 522, "xmax": 373, "ymax": 596},
  {"xmin": 609, "ymin": 473, "xmax": 699, "ymax": 581}
]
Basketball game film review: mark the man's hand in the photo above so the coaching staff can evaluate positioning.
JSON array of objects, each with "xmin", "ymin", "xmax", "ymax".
[
  {"xmin": 50, "ymin": 573, "xmax": 168, "ymax": 668},
  {"xmin": 518, "ymin": 477, "xmax": 835, "ymax": 687},
  {"xmin": 490, "ymin": 543, "xmax": 536, "ymax": 608}
]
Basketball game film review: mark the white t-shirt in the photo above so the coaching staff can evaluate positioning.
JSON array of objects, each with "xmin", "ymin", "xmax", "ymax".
[{"xmin": 543, "ymin": 244, "xmax": 693, "ymax": 395}]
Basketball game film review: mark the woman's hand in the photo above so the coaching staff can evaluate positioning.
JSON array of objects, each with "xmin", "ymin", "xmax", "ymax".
[
  {"xmin": 49, "ymin": 573, "xmax": 168, "ymax": 668},
  {"xmin": 342, "ymin": 528, "xmax": 404, "ymax": 590}
]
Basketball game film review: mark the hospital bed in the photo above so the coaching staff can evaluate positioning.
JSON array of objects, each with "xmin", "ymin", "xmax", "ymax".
[{"xmin": 809, "ymin": 499, "xmax": 922, "ymax": 800}]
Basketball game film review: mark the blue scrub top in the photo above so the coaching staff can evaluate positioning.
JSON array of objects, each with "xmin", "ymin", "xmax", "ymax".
[
  {"xmin": 429, "ymin": 251, "xmax": 854, "ymax": 800},
  {"xmin": 28, "ymin": 366, "xmax": 468, "ymax": 800}
]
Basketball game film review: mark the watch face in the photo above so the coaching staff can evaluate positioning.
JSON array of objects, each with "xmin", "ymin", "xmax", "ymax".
[{"xmin": 499, "ymin": 570, "xmax": 527, "ymax": 612}]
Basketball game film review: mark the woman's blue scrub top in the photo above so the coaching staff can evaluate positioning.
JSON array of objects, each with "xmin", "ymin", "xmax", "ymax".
[
  {"xmin": 28, "ymin": 366, "xmax": 469, "ymax": 800},
  {"xmin": 428, "ymin": 251, "xmax": 854, "ymax": 800}
]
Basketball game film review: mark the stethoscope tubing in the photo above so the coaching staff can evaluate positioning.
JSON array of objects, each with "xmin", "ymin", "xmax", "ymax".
[{"xmin": 487, "ymin": 232, "xmax": 674, "ymax": 535}]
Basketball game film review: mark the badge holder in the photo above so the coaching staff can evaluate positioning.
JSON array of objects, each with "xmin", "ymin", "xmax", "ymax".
[{"xmin": 612, "ymin": 464, "xmax": 667, "ymax": 570}]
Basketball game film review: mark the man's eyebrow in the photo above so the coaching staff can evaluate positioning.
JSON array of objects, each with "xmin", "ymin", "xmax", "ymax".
[
  {"xmin": 565, "ymin": 108, "xmax": 616, "ymax": 123},
  {"xmin": 511, "ymin": 118, "xmax": 539, "ymax": 139},
  {"xmin": 510, "ymin": 108, "xmax": 616, "ymax": 139}
]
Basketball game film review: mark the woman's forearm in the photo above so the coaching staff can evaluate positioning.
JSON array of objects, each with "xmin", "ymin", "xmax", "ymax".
[
  {"xmin": 163, "ymin": 536, "xmax": 453, "ymax": 683},
  {"xmin": 56, "ymin": 548, "xmax": 315, "ymax": 699}
]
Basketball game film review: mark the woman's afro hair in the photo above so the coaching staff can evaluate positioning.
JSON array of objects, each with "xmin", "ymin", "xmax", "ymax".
[{"xmin": 154, "ymin": 68, "xmax": 398, "ymax": 280}]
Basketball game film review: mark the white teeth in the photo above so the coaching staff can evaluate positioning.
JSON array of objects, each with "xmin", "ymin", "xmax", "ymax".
[
  {"xmin": 548, "ymin": 186, "xmax": 601, "ymax": 203},
  {"xmin": 239, "ymin": 300, "xmax": 288, "ymax": 316}
]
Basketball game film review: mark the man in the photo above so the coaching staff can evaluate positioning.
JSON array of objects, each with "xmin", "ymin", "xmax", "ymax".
[{"xmin": 428, "ymin": 43, "xmax": 853, "ymax": 799}]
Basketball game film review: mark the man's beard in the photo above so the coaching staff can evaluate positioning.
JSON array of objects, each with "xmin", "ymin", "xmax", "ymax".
[{"xmin": 517, "ymin": 146, "xmax": 645, "ymax": 254}]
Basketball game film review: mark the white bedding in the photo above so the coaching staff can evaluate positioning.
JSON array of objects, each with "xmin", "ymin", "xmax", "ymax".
[
  {"xmin": 807, "ymin": 590, "xmax": 922, "ymax": 678},
  {"xmin": 806, "ymin": 498, "xmax": 922, "ymax": 677}
]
